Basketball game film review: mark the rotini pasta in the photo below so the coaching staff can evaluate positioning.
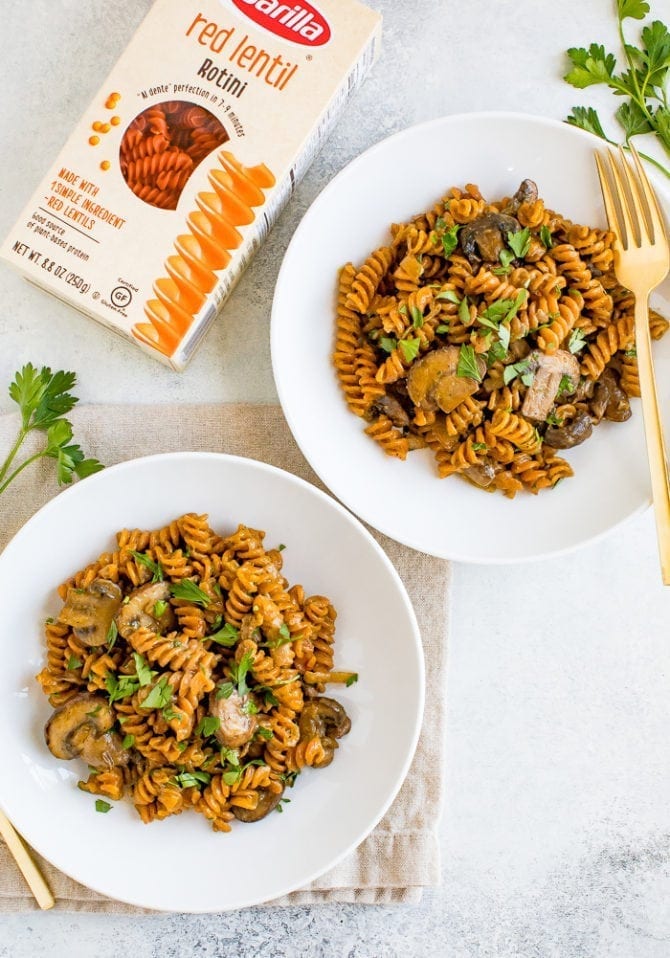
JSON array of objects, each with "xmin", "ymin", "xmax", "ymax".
[
  {"xmin": 333, "ymin": 178, "xmax": 669, "ymax": 497},
  {"xmin": 39, "ymin": 515, "xmax": 355, "ymax": 831}
]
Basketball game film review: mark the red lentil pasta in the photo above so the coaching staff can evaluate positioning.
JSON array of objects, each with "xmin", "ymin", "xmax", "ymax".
[
  {"xmin": 119, "ymin": 101, "xmax": 229, "ymax": 210},
  {"xmin": 333, "ymin": 179, "xmax": 669, "ymax": 498},
  {"xmin": 37, "ymin": 514, "xmax": 355, "ymax": 831}
]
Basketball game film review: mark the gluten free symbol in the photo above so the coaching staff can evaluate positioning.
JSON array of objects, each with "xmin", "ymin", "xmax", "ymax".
[{"xmin": 111, "ymin": 286, "xmax": 132, "ymax": 308}]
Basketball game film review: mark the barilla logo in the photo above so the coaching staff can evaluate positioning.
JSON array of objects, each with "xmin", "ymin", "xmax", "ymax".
[{"xmin": 231, "ymin": 0, "xmax": 331, "ymax": 46}]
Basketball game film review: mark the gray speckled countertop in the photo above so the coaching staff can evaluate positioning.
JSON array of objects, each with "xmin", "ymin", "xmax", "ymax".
[{"xmin": 1, "ymin": 1, "xmax": 670, "ymax": 955}]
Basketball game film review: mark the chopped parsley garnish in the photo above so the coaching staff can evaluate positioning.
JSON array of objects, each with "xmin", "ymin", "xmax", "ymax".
[
  {"xmin": 546, "ymin": 411, "xmax": 564, "ymax": 426},
  {"xmin": 345, "ymin": 673, "xmax": 359, "ymax": 687},
  {"xmin": 624, "ymin": 347, "xmax": 637, "ymax": 358},
  {"xmin": 477, "ymin": 315, "xmax": 511, "ymax": 353},
  {"xmin": 106, "ymin": 620, "xmax": 118, "ymax": 650},
  {"xmin": 173, "ymin": 771, "xmax": 211, "ymax": 789},
  {"xmin": 568, "ymin": 327, "xmax": 588, "ymax": 354},
  {"xmin": 256, "ymin": 726, "xmax": 273, "ymax": 741},
  {"xmin": 436, "ymin": 289, "xmax": 460, "ymax": 304},
  {"xmin": 86, "ymin": 705, "xmax": 102, "ymax": 717},
  {"xmin": 275, "ymin": 798, "xmax": 291, "ymax": 814},
  {"xmin": 220, "ymin": 746, "xmax": 240, "ymax": 767},
  {"xmin": 498, "ymin": 248, "xmax": 515, "ymax": 270},
  {"xmin": 130, "ymin": 551, "xmax": 163, "ymax": 583},
  {"xmin": 105, "ymin": 672, "xmax": 140, "ymax": 704},
  {"xmin": 410, "ymin": 305, "xmax": 424, "ymax": 328},
  {"xmin": 458, "ymin": 297, "xmax": 470, "ymax": 324},
  {"xmin": 207, "ymin": 622, "xmax": 239, "ymax": 646},
  {"xmin": 242, "ymin": 699, "xmax": 259, "ymax": 716},
  {"xmin": 456, "ymin": 345, "xmax": 483, "ymax": 383},
  {"xmin": 132, "ymin": 652, "xmax": 156, "ymax": 688},
  {"xmin": 379, "ymin": 336, "xmax": 397, "ymax": 354},
  {"xmin": 441, "ymin": 224, "xmax": 461, "ymax": 258},
  {"xmin": 267, "ymin": 623, "xmax": 292, "ymax": 649},
  {"xmin": 215, "ymin": 682, "xmax": 234, "ymax": 700},
  {"xmin": 281, "ymin": 770, "xmax": 300, "ymax": 788},
  {"xmin": 472, "ymin": 442, "xmax": 488, "ymax": 452},
  {"xmin": 436, "ymin": 324, "xmax": 450, "ymax": 334},
  {"xmin": 122, "ymin": 734, "xmax": 135, "ymax": 749},
  {"xmin": 153, "ymin": 600, "xmax": 168, "ymax": 618},
  {"xmin": 399, "ymin": 337, "xmax": 421, "ymax": 364},
  {"xmin": 195, "ymin": 716, "xmax": 221, "ymax": 738},
  {"xmin": 95, "ymin": 799, "xmax": 112, "ymax": 814},
  {"xmin": 487, "ymin": 341, "xmax": 509, "ymax": 365},
  {"xmin": 503, "ymin": 358, "xmax": 535, "ymax": 387},
  {"xmin": 507, "ymin": 227, "xmax": 532, "ymax": 260},
  {"xmin": 540, "ymin": 225, "xmax": 554, "ymax": 249},
  {"xmin": 66, "ymin": 655, "xmax": 82, "ymax": 671},
  {"xmin": 169, "ymin": 580, "xmax": 211, "ymax": 607},
  {"xmin": 558, "ymin": 373, "xmax": 576, "ymax": 397},
  {"xmin": 228, "ymin": 651, "xmax": 255, "ymax": 699},
  {"xmin": 139, "ymin": 675, "xmax": 173, "ymax": 710},
  {"xmin": 162, "ymin": 706, "xmax": 181, "ymax": 722},
  {"xmin": 278, "ymin": 543, "xmax": 286, "ymax": 551}
]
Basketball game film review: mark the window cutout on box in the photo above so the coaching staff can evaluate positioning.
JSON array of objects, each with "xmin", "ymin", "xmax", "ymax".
[{"xmin": 119, "ymin": 101, "xmax": 229, "ymax": 210}]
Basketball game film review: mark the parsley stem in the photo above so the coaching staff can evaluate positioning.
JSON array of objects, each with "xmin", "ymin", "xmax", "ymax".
[
  {"xmin": 0, "ymin": 426, "xmax": 29, "ymax": 485},
  {"xmin": 0, "ymin": 450, "xmax": 45, "ymax": 496}
]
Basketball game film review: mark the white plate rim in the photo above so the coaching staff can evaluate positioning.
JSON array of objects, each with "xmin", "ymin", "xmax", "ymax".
[
  {"xmin": 271, "ymin": 110, "xmax": 670, "ymax": 563},
  {"xmin": 0, "ymin": 451, "xmax": 425, "ymax": 911}
]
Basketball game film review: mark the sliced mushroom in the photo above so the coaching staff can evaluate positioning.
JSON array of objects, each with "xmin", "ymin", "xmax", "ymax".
[
  {"xmin": 368, "ymin": 394, "xmax": 410, "ymax": 428},
  {"xmin": 209, "ymin": 689, "xmax": 257, "ymax": 749},
  {"xmin": 45, "ymin": 693, "xmax": 128, "ymax": 768},
  {"xmin": 462, "ymin": 462, "xmax": 496, "ymax": 488},
  {"xmin": 407, "ymin": 346, "xmax": 486, "ymax": 415},
  {"xmin": 232, "ymin": 786, "xmax": 284, "ymax": 823},
  {"xmin": 590, "ymin": 369, "xmax": 631, "ymax": 423},
  {"xmin": 298, "ymin": 697, "xmax": 351, "ymax": 768},
  {"xmin": 115, "ymin": 581, "xmax": 175, "ymax": 638},
  {"xmin": 521, "ymin": 350, "xmax": 580, "ymax": 422},
  {"xmin": 460, "ymin": 212, "xmax": 521, "ymax": 264},
  {"xmin": 544, "ymin": 410, "xmax": 593, "ymax": 448},
  {"xmin": 58, "ymin": 579, "xmax": 122, "ymax": 647},
  {"xmin": 505, "ymin": 179, "xmax": 539, "ymax": 213}
]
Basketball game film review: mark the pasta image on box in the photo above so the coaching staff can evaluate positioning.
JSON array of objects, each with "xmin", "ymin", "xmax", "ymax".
[{"xmin": 1, "ymin": 0, "xmax": 381, "ymax": 369}]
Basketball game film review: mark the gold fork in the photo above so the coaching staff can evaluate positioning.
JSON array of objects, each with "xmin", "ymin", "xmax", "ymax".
[
  {"xmin": 0, "ymin": 807, "xmax": 54, "ymax": 909},
  {"xmin": 595, "ymin": 144, "xmax": 670, "ymax": 583}
]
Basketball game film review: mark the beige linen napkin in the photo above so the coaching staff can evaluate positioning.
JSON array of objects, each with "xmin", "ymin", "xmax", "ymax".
[{"xmin": 0, "ymin": 403, "xmax": 449, "ymax": 912}]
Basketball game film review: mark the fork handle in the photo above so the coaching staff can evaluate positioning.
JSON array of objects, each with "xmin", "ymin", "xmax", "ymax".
[
  {"xmin": 635, "ymin": 296, "xmax": 670, "ymax": 585},
  {"xmin": 0, "ymin": 809, "xmax": 54, "ymax": 909}
]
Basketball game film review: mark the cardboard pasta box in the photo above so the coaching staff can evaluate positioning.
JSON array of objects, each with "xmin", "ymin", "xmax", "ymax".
[{"xmin": 1, "ymin": 0, "xmax": 381, "ymax": 369}]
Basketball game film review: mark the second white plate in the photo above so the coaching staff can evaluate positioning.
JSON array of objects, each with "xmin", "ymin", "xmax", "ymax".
[{"xmin": 271, "ymin": 112, "xmax": 670, "ymax": 562}]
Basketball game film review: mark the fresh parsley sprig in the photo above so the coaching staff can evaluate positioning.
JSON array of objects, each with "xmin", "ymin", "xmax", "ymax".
[
  {"xmin": 0, "ymin": 364, "xmax": 103, "ymax": 495},
  {"xmin": 563, "ymin": 1, "xmax": 670, "ymax": 179}
]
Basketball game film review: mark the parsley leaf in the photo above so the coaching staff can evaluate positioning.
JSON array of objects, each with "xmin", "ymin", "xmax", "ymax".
[
  {"xmin": 153, "ymin": 600, "xmax": 168, "ymax": 618},
  {"xmin": 379, "ymin": 336, "xmax": 397, "ymax": 354},
  {"xmin": 106, "ymin": 620, "xmax": 118, "ymax": 650},
  {"xmin": 410, "ymin": 305, "xmax": 424, "ymax": 329},
  {"xmin": 456, "ymin": 345, "xmax": 484, "ymax": 383},
  {"xmin": 122, "ymin": 734, "xmax": 135, "ymax": 749},
  {"xmin": 539, "ymin": 225, "xmax": 554, "ymax": 249},
  {"xmin": 215, "ymin": 682, "xmax": 235, "ymax": 700},
  {"xmin": 618, "ymin": 0, "xmax": 650, "ymax": 21},
  {"xmin": 105, "ymin": 672, "xmax": 140, "ymax": 704},
  {"xmin": 95, "ymin": 799, "xmax": 112, "ymax": 813},
  {"xmin": 565, "ymin": 43, "xmax": 617, "ymax": 88},
  {"xmin": 139, "ymin": 676, "xmax": 173, "ymax": 710},
  {"xmin": 503, "ymin": 358, "xmax": 535, "ymax": 387},
  {"xmin": 256, "ymin": 726, "xmax": 273, "ymax": 741},
  {"xmin": 208, "ymin": 622, "xmax": 239, "ymax": 646},
  {"xmin": 441, "ymin": 224, "xmax": 461, "ymax": 258},
  {"xmin": 558, "ymin": 374, "xmax": 576, "ymax": 397},
  {"xmin": 458, "ymin": 297, "xmax": 470, "ymax": 325},
  {"xmin": 130, "ymin": 551, "xmax": 163, "ymax": 583},
  {"xmin": 568, "ymin": 328, "xmax": 588, "ymax": 353},
  {"xmin": 436, "ymin": 324, "xmax": 450, "ymax": 334},
  {"xmin": 499, "ymin": 248, "xmax": 515, "ymax": 270},
  {"xmin": 66, "ymin": 655, "xmax": 82, "ymax": 671},
  {"xmin": 173, "ymin": 771, "xmax": 211, "ymax": 789},
  {"xmin": 229, "ymin": 652, "xmax": 255, "ymax": 698},
  {"xmin": 507, "ymin": 228, "xmax": 532, "ymax": 260},
  {"xmin": 345, "ymin": 673, "xmax": 359, "ymax": 687},
  {"xmin": 132, "ymin": 652, "xmax": 156, "ymax": 687},
  {"xmin": 170, "ymin": 580, "xmax": 210, "ymax": 607},
  {"xmin": 399, "ymin": 338, "xmax": 421, "ymax": 364},
  {"xmin": 195, "ymin": 716, "xmax": 221, "ymax": 738},
  {"xmin": 436, "ymin": 290, "xmax": 461, "ymax": 304}
]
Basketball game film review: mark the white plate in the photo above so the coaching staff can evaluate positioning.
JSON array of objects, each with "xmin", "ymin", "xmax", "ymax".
[
  {"xmin": 0, "ymin": 453, "xmax": 423, "ymax": 911},
  {"xmin": 271, "ymin": 112, "xmax": 670, "ymax": 562}
]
